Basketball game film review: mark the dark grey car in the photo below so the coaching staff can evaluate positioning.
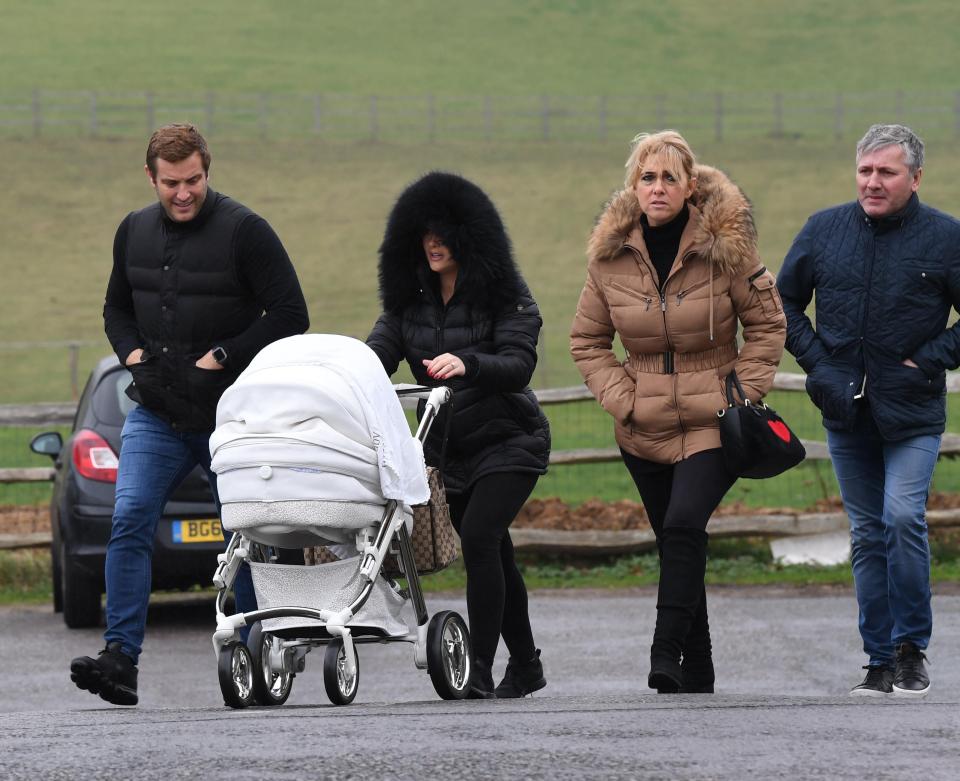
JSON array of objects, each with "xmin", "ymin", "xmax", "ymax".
[{"xmin": 30, "ymin": 355, "xmax": 223, "ymax": 628}]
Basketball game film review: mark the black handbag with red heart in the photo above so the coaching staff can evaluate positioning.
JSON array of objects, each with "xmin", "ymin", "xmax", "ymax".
[{"xmin": 717, "ymin": 371, "xmax": 806, "ymax": 479}]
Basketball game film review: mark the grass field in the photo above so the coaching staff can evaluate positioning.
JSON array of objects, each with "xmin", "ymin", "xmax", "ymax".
[
  {"xmin": 5, "ymin": 534, "xmax": 960, "ymax": 606},
  {"xmin": 5, "ymin": 2, "xmax": 960, "ymax": 512},
  {"xmin": 6, "ymin": 134, "xmax": 960, "ymax": 404},
  {"xmin": 3, "ymin": 1, "xmax": 960, "ymax": 95}
]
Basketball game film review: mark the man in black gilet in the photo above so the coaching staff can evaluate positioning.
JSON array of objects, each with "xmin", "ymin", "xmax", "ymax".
[{"xmin": 70, "ymin": 124, "xmax": 309, "ymax": 705}]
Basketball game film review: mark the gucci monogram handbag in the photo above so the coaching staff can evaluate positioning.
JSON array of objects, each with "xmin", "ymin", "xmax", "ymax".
[
  {"xmin": 383, "ymin": 466, "xmax": 458, "ymax": 577},
  {"xmin": 305, "ymin": 467, "xmax": 458, "ymax": 576}
]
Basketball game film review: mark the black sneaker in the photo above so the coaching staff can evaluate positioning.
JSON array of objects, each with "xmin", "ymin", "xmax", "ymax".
[
  {"xmin": 849, "ymin": 665, "xmax": 893, "ymax": 697},
  {"xmin": 495, "ymin": 649, "xmax": 546, "ymax": 698},
  {"xmin": 70, "ymin": 642, "xmax": 138, "ymax": 706},
  {"xmin": 893, "ymin": 642, "xmax": 930, "ymax": 698}
]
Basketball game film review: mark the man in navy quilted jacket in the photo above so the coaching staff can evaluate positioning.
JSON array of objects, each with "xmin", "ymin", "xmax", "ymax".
[{"xmin": 779, "ymin": 124, "xmax": 960, "ymax": 699}]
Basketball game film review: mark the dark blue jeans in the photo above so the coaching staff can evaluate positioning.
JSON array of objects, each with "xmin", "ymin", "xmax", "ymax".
[
  {"xmin": 104, "ymin": 405, "xmax": 255, "ymax": 663},
  {"xmin": 827, "ymin": 428, "xmax": 939, "ymax": 667}
]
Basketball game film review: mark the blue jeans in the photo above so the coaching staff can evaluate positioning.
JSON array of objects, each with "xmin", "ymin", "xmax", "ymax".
[
  {"xmin": 827, "ymin": 427, "xmax": 939, "ymax": 667},
  {"xmin": 104, "ymin": 405, "xmax": 255, "ymax": 663}
]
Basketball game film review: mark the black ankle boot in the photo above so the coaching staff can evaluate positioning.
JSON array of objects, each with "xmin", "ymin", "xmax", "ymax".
[
  {"xmin": 679, "ymin": 586, "xmax": 715, "ymax": 694},
  {"xmin": 495, "ymin": 649, "xmax": 546, "ymax": 698},
  {"xmin": 467, "ymin": 657, "xmax": 496, "ymax": 699},
  {"xmin": 649, "ymin": 527, "xmax": 709, "ymax": 694},
  {"xmin": 648, "ymin": 656, "xmax": 683, "ymax": 693}
]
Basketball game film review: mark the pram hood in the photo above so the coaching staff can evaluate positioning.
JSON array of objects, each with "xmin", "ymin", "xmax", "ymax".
[{"xmin": 209, "ymin": 334, "xmax": 430, "ymax": 506}]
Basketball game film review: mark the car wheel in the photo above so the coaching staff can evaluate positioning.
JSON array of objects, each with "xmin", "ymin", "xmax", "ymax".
[
  {"xmin": 61, "ymin": 543, "xmax": 101, "ymax": 629},
  {"xmin": 51, "ymin": 541, "xmax": 63, "ymax": 614}
]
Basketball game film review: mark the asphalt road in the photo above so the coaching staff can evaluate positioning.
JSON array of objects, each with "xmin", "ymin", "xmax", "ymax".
[{"xmin": 1, "ymin": 586, "xmax": 958, "ymax": 779}]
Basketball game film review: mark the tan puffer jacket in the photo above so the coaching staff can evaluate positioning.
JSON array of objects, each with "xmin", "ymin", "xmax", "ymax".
[{"xmin": 570, "ymin": 165, "xmax": 786, "ymax": 463}]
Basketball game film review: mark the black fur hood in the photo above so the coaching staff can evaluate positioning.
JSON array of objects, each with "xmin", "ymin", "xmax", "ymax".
[{"xmin": 378, "ymin": 172, "xmax": 524, "ymax": 312}]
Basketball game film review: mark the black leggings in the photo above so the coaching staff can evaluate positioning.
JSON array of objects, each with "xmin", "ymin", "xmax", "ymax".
[
  {"xmin": 447, "ymin": 472, "xmax": 539, "ymax": 667},
  {"xmin": 621, "ymin": 448, "xmax": 735, "ymax": 536}
]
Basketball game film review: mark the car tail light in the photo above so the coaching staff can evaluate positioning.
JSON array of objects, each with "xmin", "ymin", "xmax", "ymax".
[{"xmin": 73, "ymin": 429, "xmax": 119, "ymax": 483}]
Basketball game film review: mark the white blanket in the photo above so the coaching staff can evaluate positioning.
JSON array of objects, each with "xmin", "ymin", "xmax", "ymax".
[{"xmin": 210, "ymin": 334, "xmax": 429, "ymax": 506}]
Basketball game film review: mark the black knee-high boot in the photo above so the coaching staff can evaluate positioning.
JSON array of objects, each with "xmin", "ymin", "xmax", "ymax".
[
  {"xmin": 649, "ymin": 526, "xmax": 709, "ymax": 693},
  {"xmin": 679, "ymin": 585, "xmax": 715, "ymax": 693}
]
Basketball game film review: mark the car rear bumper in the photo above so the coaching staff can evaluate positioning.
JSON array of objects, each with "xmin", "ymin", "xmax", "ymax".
[{"xmin": 65, "ymin": 506, "xmax": 226, "ymax": 588}]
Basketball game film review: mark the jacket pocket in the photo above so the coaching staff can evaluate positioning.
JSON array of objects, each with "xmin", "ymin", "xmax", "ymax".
[
  {"xmin": 750, "ymin": 273, "xmax": 783, "ymax": 317},
  {"xmin": 604, "ymin": 279, "xmax": 654, "ymax": 310},
  {"xmin": 805, "ymin": 357, "xmax": 857, "ymax": 422},
  {"xmin": 126, "ymin": 355, "xmax": 163, "ymax": 408},
  {"xmin": 186, "ymin": 364, "xmax": 236, "ymax": 422},
  {"xmin": 875, "ymin": 360, "xmax": 944, "ymax": 398}
]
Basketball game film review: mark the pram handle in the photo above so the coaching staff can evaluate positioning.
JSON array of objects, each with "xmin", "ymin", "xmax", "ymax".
[
  {"xmin": 396, "ymin": 385, "xmax": 451, "ymax": 443},
  {"xmin": 393, "ymin": 384, "xmax": 450, "ymax": 400}
]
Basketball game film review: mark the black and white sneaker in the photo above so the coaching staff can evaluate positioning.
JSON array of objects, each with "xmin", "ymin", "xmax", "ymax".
[
  {"xmin": 849, "ymin": 665, "xmax": 893, "ymax": 697},
  {"xmin": 70, "ymin": 642, "xmax": 139, "ymax": 706},
  {"xmin": 892, "ymin": 642, "xmax": 930, "ymax": 698}
]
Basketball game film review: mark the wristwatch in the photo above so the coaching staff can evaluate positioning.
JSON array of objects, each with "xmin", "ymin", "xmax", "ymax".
[{"xmin": 211, "ymin": 346, "xmax": 228, "ymax": 366}]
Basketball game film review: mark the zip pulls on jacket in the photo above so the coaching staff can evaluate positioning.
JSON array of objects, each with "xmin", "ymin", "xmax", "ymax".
[
  {"xmin": 625, "ymin": 243, "xmax": 713, "ymax": 349},
  {"xmin": 625, "ymin": 243, "xmax": 677, "ymax": 374}
]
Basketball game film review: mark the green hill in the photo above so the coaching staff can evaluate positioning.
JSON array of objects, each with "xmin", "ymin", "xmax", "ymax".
[
  {"xmin": 3, "ymin": 1, "xmax": 960, "ymax": 402},
  {"xmin": 3, "ymin": 0, "xmax": 960, "ymax": 94}
]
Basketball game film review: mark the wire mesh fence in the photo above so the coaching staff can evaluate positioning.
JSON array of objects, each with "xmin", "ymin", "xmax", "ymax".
[{"xmin": 3, "ymin": 89, "xmax": 960, "ymax": 144}]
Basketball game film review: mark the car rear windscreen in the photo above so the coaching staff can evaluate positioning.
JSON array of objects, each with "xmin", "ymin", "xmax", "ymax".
[{"xmin": 91, "ymin": 369, "xmax": 137, "ymax": 426}]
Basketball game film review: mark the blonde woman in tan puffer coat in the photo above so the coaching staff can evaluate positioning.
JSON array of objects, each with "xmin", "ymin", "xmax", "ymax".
[{"xmin": 570, "ymin": 131, "xmax": 786, "ymax": 694}]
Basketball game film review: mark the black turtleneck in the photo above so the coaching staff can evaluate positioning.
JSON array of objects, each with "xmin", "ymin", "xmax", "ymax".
[{"xmin": 641, "ymin": 204, "xmax": 689, "ymax": 291}]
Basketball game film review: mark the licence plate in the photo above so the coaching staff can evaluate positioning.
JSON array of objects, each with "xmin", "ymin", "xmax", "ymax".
[{"xmin": 172, "ymin": 519, "xmax": 223, "ymax": 544}]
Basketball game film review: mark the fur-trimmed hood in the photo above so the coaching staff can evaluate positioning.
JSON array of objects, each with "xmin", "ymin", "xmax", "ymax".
[
  {"xmin": 378, "ymin": 172, "xmax": 524, "ymax": 312},
  {"xmin": 587, "ymin": 165, "xmax": 758, "ymax": 274}
]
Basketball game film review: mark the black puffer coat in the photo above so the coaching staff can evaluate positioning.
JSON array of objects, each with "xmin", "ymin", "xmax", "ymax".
[
  {"xmin": 366, "ymin": 172, "xmax": 550, "ymax": 493},
  {"xmin": 778, "ymin": 194, "xmax": 960, "ymax": 439}
]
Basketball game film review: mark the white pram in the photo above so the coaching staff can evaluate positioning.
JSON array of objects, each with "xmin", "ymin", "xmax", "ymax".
[{"xmin": 209, "ymin": 334, "xmax": 471, "ymax": 707}]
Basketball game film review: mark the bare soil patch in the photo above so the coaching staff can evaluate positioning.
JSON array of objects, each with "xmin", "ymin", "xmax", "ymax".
[{"xmin": 7, "ymin": 492, "xmax": 960, "ymax": 536}]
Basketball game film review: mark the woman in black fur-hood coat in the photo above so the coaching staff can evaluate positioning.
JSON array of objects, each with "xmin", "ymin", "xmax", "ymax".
[{"xmin": 366, "ymin": 171, "xmax": 550, "ymax": 697}]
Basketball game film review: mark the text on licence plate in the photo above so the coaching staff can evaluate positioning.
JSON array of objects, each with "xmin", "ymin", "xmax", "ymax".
[{"xmin": 172, "ymin": 519, "xmax": 223, "ymax": 544}]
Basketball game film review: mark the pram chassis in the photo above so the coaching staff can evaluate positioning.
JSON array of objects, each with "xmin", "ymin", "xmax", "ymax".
[{"xmin": 212, "ymin": 385, "xmax": 471, "ymax": 708}]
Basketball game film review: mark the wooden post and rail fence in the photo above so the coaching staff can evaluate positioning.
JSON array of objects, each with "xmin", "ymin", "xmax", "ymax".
[{"xmin": 4, "ymin": 372, "xmax": 960, "ymax": 553}]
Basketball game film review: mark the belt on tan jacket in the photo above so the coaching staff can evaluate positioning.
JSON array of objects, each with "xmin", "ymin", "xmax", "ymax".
[{"xmin": 629, "ymin": 341, "xmax": 737, "ymax": 375}]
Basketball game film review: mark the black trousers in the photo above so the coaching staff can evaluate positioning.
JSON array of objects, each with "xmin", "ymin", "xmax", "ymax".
[
  {"xmin": 620, "ymin": 448, "xmax": 736, "ymax": 536},
  {"xmin": 447, "ymin": 471, "xmax": 539, "ymax": 667},
  {"xmin": 622, "ymin": 448, "xmax": 736, "ymax": 672}
]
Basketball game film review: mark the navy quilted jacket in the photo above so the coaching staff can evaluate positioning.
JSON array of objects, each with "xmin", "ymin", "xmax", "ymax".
[{"xmin": 777, "ymin": 194, "xmax": 960, "ymax": 440}]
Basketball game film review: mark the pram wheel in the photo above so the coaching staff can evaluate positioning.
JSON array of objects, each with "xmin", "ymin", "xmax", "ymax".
[
  {"xmin": 218, "ymin": 641, "xmax": 255, "ymax": 709},
  {"xmin": 427, "ymin": 610, "xmax": 471, "ymax": 700},
  {"xmin": 323, "ymin": 637, "xmax": 359, "ymax": 705},
  {"xmin": 248, "ymin": 622, "xmax": 293, "ymax": 706}
]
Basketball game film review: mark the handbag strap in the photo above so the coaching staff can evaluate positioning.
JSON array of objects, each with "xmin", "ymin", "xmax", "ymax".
[
  {"xmin": 724, "ymin": 370, "xmax": 749, "ymax": 407},
  {"xmin": 437, "ymin": 397, "xmax": 452, "ymax": 476}
]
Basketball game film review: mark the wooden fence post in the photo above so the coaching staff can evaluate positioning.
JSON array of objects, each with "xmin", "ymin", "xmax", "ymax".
[
  {"xmin": 954, "ymin": 91, "xmax": 960, "ymax": 138},
  {"xmin": 68, "ymin": 342, "xmax": 80, "ymax": 400},
  {"xmin": 32, "ymin": 89, "xmax": 41, "ymax": 138},
  {"xmin": 427, "ymin": 93, "xmax": 436, "ymax": 143},
  {"xmin": 258, "ymin": 93, "xmax": 269, "ymax": 140},
  {"xmin": 89, "ymin": 91, "xmax": 98, "ymax": 137},
  {"xmin": 145, "ymin": 90, "xmax": 155, "ymax": 135},
  {"xmin": 541, "ymin": 94, "xmax": 550, "ymax": 141},
  {"xmin": 834, "ymin": 93, "xmax": 844, "ymax": 141},
  {"xmin": 714, "ymin": 92, "xmax": 724, "ymax": 142},
  {"xmin": 598, "ymin": 94, "xmax": 607, "ymax": 141},
  {"xmin": 369, "ymin": 95, "xmax": 379, "ymax": 142},
  {"xmin": 313, "ymin": 93, "xmax": 323, "ymax": 136},
  {"xmin": 205, "ymin": 91, "xmax": 215, "ymax": 135}
]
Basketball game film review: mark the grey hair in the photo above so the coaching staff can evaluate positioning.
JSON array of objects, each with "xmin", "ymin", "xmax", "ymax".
[{"xmin": 856, "ymin": 124, "xmax": 924, "ymax": 172}]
